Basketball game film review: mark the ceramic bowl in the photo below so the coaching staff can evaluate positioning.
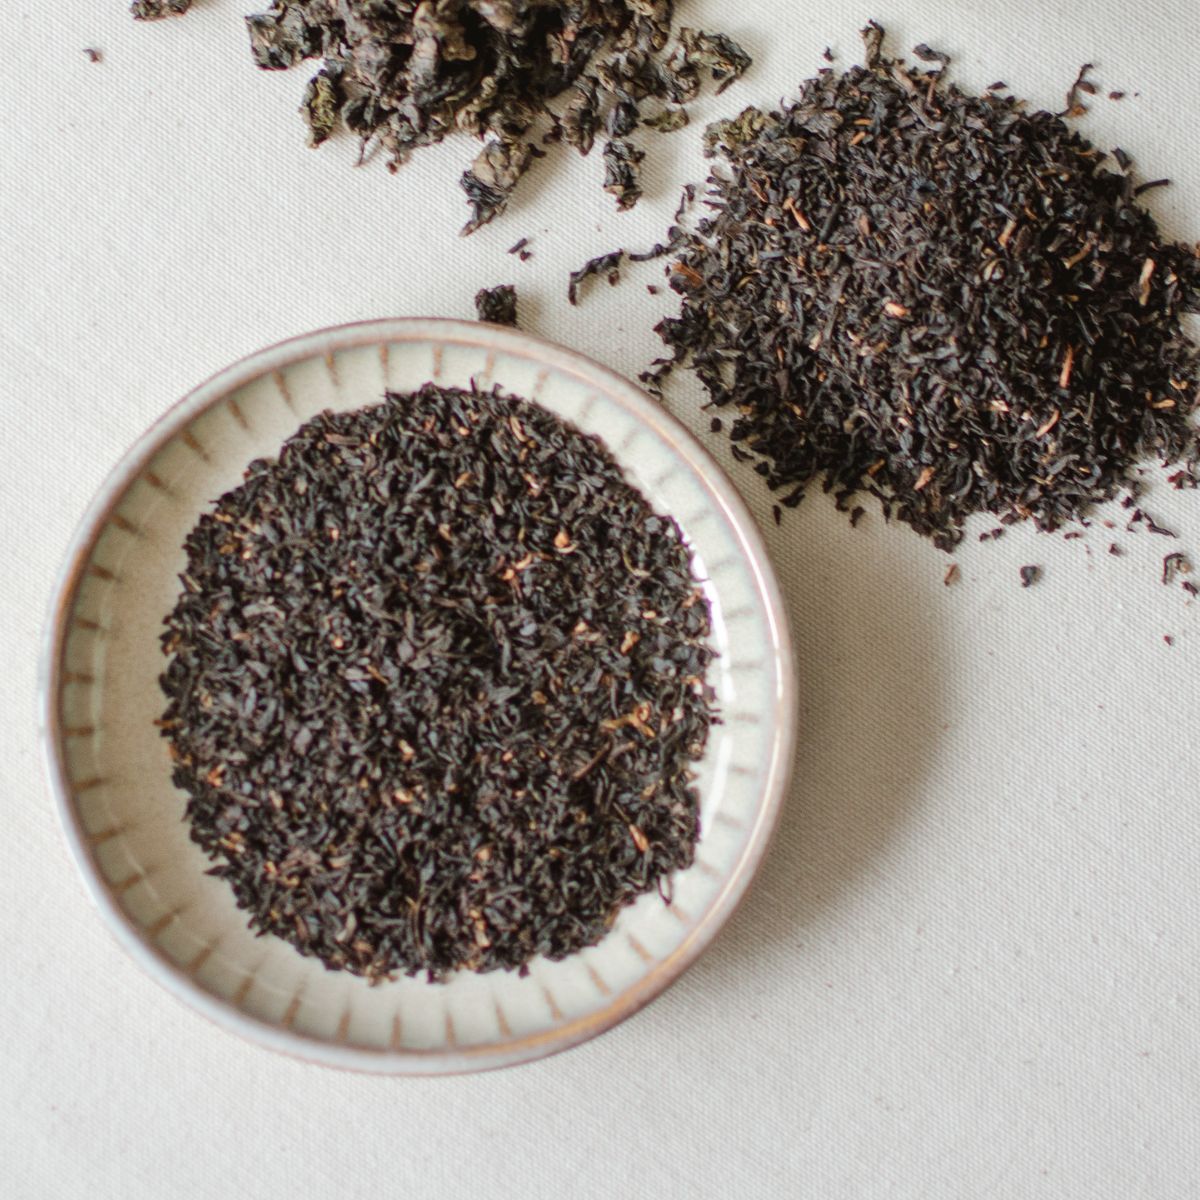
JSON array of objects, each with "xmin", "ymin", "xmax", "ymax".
[{"xmin": 40, "ymin": 318, "xmax": 795, "ymax": 1073}]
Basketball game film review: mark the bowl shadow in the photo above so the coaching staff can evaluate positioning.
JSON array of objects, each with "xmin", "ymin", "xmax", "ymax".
[{"xmin": 688, "ymin": 506, "xmax": 946, "ymax": 981}]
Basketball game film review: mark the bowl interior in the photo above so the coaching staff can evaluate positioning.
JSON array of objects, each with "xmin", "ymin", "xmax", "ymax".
[{"xmin": 48, "ymin": 321, "xmax": 791, "ymax": 1071}]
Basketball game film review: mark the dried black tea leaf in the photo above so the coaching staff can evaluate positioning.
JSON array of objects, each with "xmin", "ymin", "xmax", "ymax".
[
  {"xmin": 567, "ymin": 219, "xmax": 688, "ymax": 310},
  {"xmin": 643, "ymin": 108, "xmax": 690, "ymax": 133},
  {"xmin": 628, "ymin": 226, "xmax": 688, "ymax": 263},
  {"xmin": 474, "ymin": 284, "xmax": 518, "ymax": 327},
  {"xmin": 1162, "ymin": 552, "xmax": 1190, "ymax": 585},
  {"xmin": 1063, "ymin": 63, "xmax": 1097, "ymax": 116},
  {"xmin": 568, "ymin": 250, "xmax": 625, "ymax": 306},
  {"xmin": 1020, "ymin": 565, "xmax": 1043, "ymax": 588},
  {"xmin": 145, "ymin": 1, "xmax": 749, "ymax": 232},
  {"xmin": 1135, "ymin": 178, "xmax": 1172, "ymax": 196},
  {"xmin": 644, "ymin": 24, "xmax": 1200, "ymax": 551},
  {"xmin": 159, "ymin": 383, "xmax": 714, "ymax": 981},
  {"xmin": 83, "ymin": 48, "xmax": 102, "ymax": 63}
]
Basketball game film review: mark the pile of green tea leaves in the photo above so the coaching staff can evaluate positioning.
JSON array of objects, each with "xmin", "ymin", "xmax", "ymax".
[{"xmin": 133, "ymin": 0, "xmax": 749, "ymax": 234}]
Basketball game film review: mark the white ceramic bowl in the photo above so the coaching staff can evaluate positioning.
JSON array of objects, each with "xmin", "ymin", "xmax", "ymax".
[{"xmin": 40, "ymin": 319, "xmax": 795, "ymax": 1073}]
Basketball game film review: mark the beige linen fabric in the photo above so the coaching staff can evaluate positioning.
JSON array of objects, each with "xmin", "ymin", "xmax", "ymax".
[{"xmin": 2, "ymin": 2, "xmax": 1197, "ymax": 1196}]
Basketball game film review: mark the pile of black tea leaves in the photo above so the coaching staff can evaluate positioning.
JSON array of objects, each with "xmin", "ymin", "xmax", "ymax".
[
  {"xmin": 135, "ymin": 0, "xmax": 750, "ymax": 234},
  {"xmin": 643, "ymin": 22, "xmax": 1200, "ymax": 550},
  {"xmin": 158, "ymin": 383, "xmax": 715, "ymax": 981}
]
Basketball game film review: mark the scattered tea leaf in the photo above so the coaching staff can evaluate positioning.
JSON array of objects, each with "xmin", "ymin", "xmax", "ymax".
[
  {"xmin": 1162, "ymin": 552, "xmax": 1190, "ymax": 585},
  {"xmin": 568, "ymin": 250, "xmax": 625, "ymax": 306},
  {"xmin": 1063, "ymin": 62, "xmax": 1096, "ymax": 116}
]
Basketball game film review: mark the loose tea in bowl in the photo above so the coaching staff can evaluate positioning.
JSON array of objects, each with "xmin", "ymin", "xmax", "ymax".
[
  {"xmin": 43, "ymin": 320, "xmax": 794, "ymax": 1072},
  {"xmin": 159, "ymin": 382, "xmax": 715, "ymax": 982}
]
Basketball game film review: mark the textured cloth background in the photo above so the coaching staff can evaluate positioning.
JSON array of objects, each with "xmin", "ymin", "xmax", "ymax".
[{"xmin": 3, "ymin": 2, "xmax": 1199, "ymax": 1197}]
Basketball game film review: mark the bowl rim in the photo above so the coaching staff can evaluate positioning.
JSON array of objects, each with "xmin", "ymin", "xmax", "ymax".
[{"xmin": 39, "ymin": 317, "xmax": 797, "ymax": 1075}]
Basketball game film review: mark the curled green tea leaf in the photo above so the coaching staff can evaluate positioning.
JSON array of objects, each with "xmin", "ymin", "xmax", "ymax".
[
  {"xmin": 245, "ymin": 7, "xmax": 322, "ymax": 71},
  {"xmin": 460, "ymin": 139, "xmax": 534, "ymax": 234},
  {"xmin": 131, "ymin": 0, "xmax": 191, "ymax": 18},
  {"xmin": 642, "ymin": 107, "xmax": 689, "ymax": 133},
  {"xmin": 603, "ymin": 139, "xmax": 645, "ymax": 211},
  {"xmin": 674, "ymin": 28, "xmax": 753, "ymax": 95},
  {"xmin": 300, "ymin": 69, "xmax": 341, "ymax": 148}
]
